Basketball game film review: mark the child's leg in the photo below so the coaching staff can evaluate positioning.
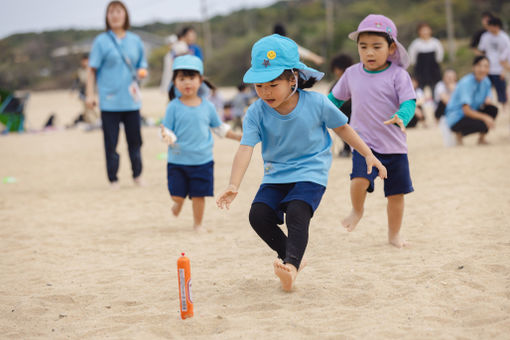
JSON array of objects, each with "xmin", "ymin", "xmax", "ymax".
[
  {"xmin": 273, "ymin": 200, "xmax": 312, "ymax": 292},
  {"xmin": 342, "ymin": 177, "xmax": 370, "ymax": 232},
  {"xmin": 249, "ymin": 203, "xmax": 287, "ymax": 260},
  {"xmin": 387, "ymin": 194, "xmax": 406, "ymax": 248},
  {"xmin": 171, "ymin": 196, "xmax": 185, "ymax": 217},
  {"xmin": 191, "ymin": 197, "xmax": 205, "ymax": 230}
]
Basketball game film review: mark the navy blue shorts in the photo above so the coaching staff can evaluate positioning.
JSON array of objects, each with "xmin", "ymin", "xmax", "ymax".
[
  {"xmin": 252, "ymin": 182, "xmax": 326, "ymax": 224},
  {"xmin": 489, "ymin": 74, "xmax": 507, "ymax": 104},
  {"xmin": 167, "ymin": 161, "xmax": 214, "ymax": 198},
  {"xmin": 351, "ymin": 150, "xmax": 413, "ymax": 197}
]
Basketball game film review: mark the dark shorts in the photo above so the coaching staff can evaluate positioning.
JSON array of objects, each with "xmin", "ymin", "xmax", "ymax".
[
  {"xmin": 167, "ymin": 161, "xmax": 214, "ymax": 198},
  {"xmin": 488, "ymin": 74, "xmax": 507, "ymax": 104},
  {"xmin": 252, "ymin": 181, "xmax": 326, "ymax": 224},
  {"xmin": 351, "ymin": 150, "xmax": 414, "ymax": 197}
]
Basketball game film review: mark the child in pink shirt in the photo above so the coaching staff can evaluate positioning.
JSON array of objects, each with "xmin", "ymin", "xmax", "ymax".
[{"xmin": 329, "ymin": 14, "xmax": 416, "ymax": 247}]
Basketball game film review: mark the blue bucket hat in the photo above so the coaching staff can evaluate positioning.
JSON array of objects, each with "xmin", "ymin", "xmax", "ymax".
[
  {"xmin": 172, "ymin": 55, "xmax": 203, "ymax": 75},
  {"xmin": 243, "ymin": 34, "xmax": 324, "ymax": 84}
]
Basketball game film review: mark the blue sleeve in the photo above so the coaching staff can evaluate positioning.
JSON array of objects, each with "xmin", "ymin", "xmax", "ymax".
[
  {"xmin": 163, "ymin": 103, "xmax": 175, "ymax": 131},
  {"xmin": 322, "ymin": 94, "xmax": 348, "ymax": 128},
  {"xmin": 88, "ymin": 36, "xmax": 103, "ymax": 69},
  {"xmin": 327, "ymin": 92, "xmax": 345, "ymax": 110},
  {"xmin": 457, "ymin": 80, "xmax": 473, "ymax": 106},
  {"xmin": 240, "ymin": 105, "xmax": 261, "ymax": 147},
  {"xmin": 208, "ymin": 101, "xmax": 222, "ymax": 128},
  {"xmin": 392, "ymin": 99, "xmax": 416, "ymax": 127},
  {"xmin": 137, "ymin": 36, "xmax": 148, "ymax": 69}
]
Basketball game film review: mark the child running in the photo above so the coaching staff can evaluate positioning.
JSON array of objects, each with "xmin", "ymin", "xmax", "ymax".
[
  {"xmin": 216, "ymin": 34, "xmax": 387, "ymax": 291},
  {"xmin": 329, "ymin": 14, "xmax": 416, "ymax": 248},
  {"xmin": 160, "ymin": 55, "xmax": 241, "ymax": 232}
]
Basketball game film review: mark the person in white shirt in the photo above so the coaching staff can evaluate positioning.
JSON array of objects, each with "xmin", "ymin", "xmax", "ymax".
[{"xmin": 408, "ymin": 22, "xmax": 444, "ymax": 90}]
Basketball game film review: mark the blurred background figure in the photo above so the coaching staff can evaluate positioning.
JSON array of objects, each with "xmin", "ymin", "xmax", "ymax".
[
  {"xmin": 408, "ymin": 22, "xmax": 444, "ymax": 92},
  {"xmin": 407, "ymin": 77, "xmax": 426, "ymax": 128},
  {"xmin": 477, "ymin": 17, "xmax": 510, "ymax": 112},
  {"xmin": 86, "ymin": 0, "xmax": 148, "ymax": 188},
  {"xmin": 329, "ymin": 53, "xmax": 353, "ymax": 157},
  {"xmin": 230, "ymin": 83, "xmax": 252, "ymax": 131},
  {"xmin": 178, "ymin": 26, "xmax": 203, "ymax": 60},
  {"xmin": 470, "ymin": 11, "xmax": 493, "ymax": 53},
  {"xmin": 160, "ymin": 35, "xmax": 190, "ymax": 94},
  {"xmin": 434, "ymin": 69, "xmax": 457, "ymax": 121},
  {"xmin": 68, "ymin": 53, "xmax": 100, "ymax": 130}
]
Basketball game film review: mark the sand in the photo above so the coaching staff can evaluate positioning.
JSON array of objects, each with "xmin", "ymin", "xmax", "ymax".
[{"xmin": 1, "ymin": 87, "xmax": 509, "ymax": 339}]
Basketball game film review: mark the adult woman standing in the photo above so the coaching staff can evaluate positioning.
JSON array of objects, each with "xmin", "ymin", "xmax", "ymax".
[
  {"xmin": 445, "ymin": 56, "xmax": 498, "ymax": 145},
  {"xmin": 86, "ymin": 1, "xmax": 148, "ymax": 188}
]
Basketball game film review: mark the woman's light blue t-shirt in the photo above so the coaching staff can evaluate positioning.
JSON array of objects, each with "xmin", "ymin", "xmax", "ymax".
[
  {"xmin": 241, "ymin": 90, "xmax": 348, "ymax": 187},
  {"xmin": 445, "ymin": 73, "xmax": 492, "ymax": 127},
  {"xmin": 163, "ymin": 98, "xmax": 222, "ymax": 165},
  {"xmin": 89, "ymin": 31, "xmax": 147, "ymax": 111}
]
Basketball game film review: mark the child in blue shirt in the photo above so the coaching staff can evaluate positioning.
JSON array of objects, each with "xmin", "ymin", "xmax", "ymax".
[
  {"xmin": 216, "ymin": 34, "xmax": 387, "ymax": 292},
  {"xmin": 160, "ymin": 55, "xmax": 241, "ymax": 232}
]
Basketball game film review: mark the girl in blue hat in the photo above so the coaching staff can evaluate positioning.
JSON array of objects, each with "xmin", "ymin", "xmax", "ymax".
[
  {"xmin": 160, "ymin": 55, "xmax": 242, "ymax": 232},
  {"xmin": 216, "ymin": 34, "xmax": 387, "ymax": 291}
]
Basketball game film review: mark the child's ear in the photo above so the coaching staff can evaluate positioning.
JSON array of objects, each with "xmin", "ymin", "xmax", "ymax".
[{"xmin": 389, "ymin": 42, "xmax": 397, "ymax": 56}]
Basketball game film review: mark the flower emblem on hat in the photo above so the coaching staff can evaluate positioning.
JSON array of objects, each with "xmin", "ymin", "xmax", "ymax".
[
  {"xmin": 375, "ymin": 22, "xmax": 382, "ymax": 28},
  {"xmin": 267, "ymin": 50, "xmax": 276, "ymax": 60},
  {"xmin": 386, "ymin": 27, "xmax": 392, "ymax": 33},
  {"xmin": 263, "ymin": 59, "xmax": 270, "ymax": 67}
]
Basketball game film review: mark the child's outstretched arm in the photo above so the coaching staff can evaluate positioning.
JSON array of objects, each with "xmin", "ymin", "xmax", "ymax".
[
  {"xmin": 383, "ymin": 99, "xmax": 417, "ymax": 132},
  {"xmin": 216, "ymin": 145, "xmax": 254, "ymax": 209},
  {"xmin": 333, "ymin": 124, "xmax": 387, "ymax": 179}
]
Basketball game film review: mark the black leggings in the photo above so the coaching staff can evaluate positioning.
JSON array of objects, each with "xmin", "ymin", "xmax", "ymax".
[
  {"xmin": 451, "ymin": 105, "xmax": 498, "ymax": 136},
  {"xmin": 249, "ymin": 200, "xmax": 312, "ymax": 270}
]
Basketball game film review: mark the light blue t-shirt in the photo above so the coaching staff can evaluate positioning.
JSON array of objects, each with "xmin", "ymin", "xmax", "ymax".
[
  {"xmin": 445, "ymin": 73, "xmax": 492, "ymax": 127},
  {"xmin": 241, "ymin": 90, "xmax": 348, "ymax": 187},
  {"xmin": 163, "ymin": 98, "xmax": 222, "ymax": 165},
  {"xmin": 89, "ymin": 31, "xmax": 147, "ymax": 111}
]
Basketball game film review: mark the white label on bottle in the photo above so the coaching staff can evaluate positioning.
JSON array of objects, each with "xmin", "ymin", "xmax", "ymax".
[
  {"xmin": 187, "ymin": 279, "xmax": 192, "ymax": 304},
  {"xmin": 179, "ymin": 268, "xmax": 187, "ymax": 311}
]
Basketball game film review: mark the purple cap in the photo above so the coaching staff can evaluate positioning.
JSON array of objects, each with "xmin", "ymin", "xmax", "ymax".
[{"xmin": 348, "ymin": 14, "xmax": 410, "ymax": 69}]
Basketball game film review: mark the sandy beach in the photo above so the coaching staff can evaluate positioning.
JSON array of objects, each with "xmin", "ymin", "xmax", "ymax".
[{"xmin": 1, "ymin": 87, "xmax": 509, "ymax": 339}]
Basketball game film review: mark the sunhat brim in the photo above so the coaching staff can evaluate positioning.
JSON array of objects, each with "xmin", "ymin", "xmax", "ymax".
[{"xmin": 243, "ymin": 62, "xmax": 324, "ymax": 84}]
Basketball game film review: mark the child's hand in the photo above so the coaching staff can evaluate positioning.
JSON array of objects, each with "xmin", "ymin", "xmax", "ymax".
[
  {"xmin": 365, "ymin": 154, "xmax": 387, "ymax": 179},
  {"xmin": 384, "ymin": 115, "xmax": 406, "ymax": 132},
  {"xmin": 216, "ymin": 184, "xmax": 238, "ymax": 210},
  {"xmin": 160, "ymin": 124, "xmax": 176, "ymax": 146}
]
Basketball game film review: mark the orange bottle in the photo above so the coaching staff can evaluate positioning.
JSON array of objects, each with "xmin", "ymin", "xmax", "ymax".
[{"xmin": 177, "ymin": 253, "xmax": 193, "ymax": 319}]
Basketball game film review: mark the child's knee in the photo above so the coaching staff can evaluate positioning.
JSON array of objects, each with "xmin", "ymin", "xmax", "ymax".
[{"xmin": 249, "ymin": 203, "xmax": 276, "ymax": 228}]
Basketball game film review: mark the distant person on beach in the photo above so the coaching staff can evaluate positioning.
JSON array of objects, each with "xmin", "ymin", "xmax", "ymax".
[
  {"xmin": 217, "ymin": 34, "xmax": 386, "ymax": 292},
  {"xmin": 68, "ymin": 54, "xmax": 99, "ymax": 129},
  {"xmin": 406, "ymin": 76, "xmax": 426, "ymax": 128},
  {"xmin": 470, "ymin": 12, "xmax": 493, "ymax": 53},
  {"xmin": 330, "ymin": 54, "xmax": 353, "ymax": 157},
  {"xmin": 160, "ymin": 55, "xmax": 241, "ymax": 232},
  {"xmin": 433, "ymin": 69, "xmax": 457, "ymax": 120},
  {"xmin": 445, "ymin": 56, "xmax": 498, "ymax": 145},
  {"xmin": 408, "ymin": 22, "xmax": 443, "ymax": 91},
  {"xmin": 86, "ymin": 0, "xmax": 148, "ymax": 188},
  {"xmin": 230, "ymin": 84, "xmax": 252, "ymax": 131},
  {"xmin": 178, "ymin": 26, "xmax": 203, "ymax": 60},
  {"xmin": 329, "ymin": 14, "xmax": 416, "ymax": 248},
  {"xmin": 160, "ymin": 35, "xmax": 190, "ymax": 94},
  {"xmin": 477, "ymin": 17, "xmax": 510, "ymax": 111},
  {"xmin": 273, "ymin": 23, "xmax": 325, "ymax": 65}
]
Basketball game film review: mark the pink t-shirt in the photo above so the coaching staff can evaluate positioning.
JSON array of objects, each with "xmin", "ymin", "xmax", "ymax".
[{"xmin": 332, "ymin": 62, "xmax": 415, "ymax": 154}]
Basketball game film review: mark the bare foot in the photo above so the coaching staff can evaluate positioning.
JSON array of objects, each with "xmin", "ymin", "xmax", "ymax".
[
  {"xmin": 388, "ymin": 233, "xmax": 408, "ymax": 248},
  {"xmin": 172, "ymin": 201, "xmax": 184, "ymax": 217},
  {"xmin": 455, "ymin": 133, "xmax": 463, "ymax": 146},
  {"xmin": 193, "ymin": 224, "xmax": 206, "ymax": 233},
  {"xmin": 273, "ymin": 260, "xmax": 297, "ymax": 292},
  {"xmin": 110, "ymin": 181, "xmax": 120, "ymax": 190},
  {"xmin": 133, "ymin": 176, "xmax": 145, "ymax": 186},
  {"xmin": 342, "ymin": 209, "xmax": 363, "ymax": 232}
]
